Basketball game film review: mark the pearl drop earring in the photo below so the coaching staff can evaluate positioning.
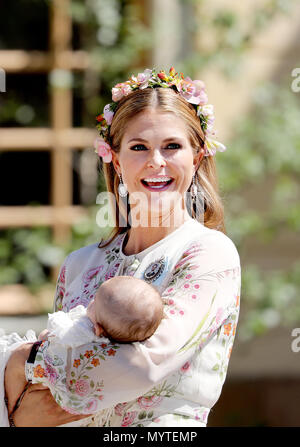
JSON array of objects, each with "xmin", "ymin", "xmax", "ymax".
[{"xmin": 118, "ymin": 174, "xmax": 128, "ymax": 197}]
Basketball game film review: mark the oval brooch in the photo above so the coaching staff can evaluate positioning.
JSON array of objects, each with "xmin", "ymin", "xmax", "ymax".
[{"xmin": 143, "ymin": 257, "xmax": 166, "ymax": 283}]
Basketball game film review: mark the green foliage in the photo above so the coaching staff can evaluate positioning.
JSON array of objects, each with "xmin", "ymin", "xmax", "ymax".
[
  {"xmin": 1, "ymin": 0, "xmax": 299, "ymax": 340},
  {"xmin": 218, "ymin": 81, "xmax": 300, "ymax": 340},
  {"xmin": 177, "ymin": 0, "xmax": 295, "ymax": 79},
  {"xmin": 0, "ymin": 227, "xmax": 65, "ymax": 293}
]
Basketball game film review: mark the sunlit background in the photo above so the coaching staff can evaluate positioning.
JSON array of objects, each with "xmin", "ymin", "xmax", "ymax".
[{"xmin": 0, "ymin": 0, "xmax": 300, "ymax": 426}]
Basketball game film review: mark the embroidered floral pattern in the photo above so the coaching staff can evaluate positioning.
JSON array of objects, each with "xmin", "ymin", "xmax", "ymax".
[
  {"xmin": 54, "ymin": 262, "xmax": 67, "ymax": 311},
  {"xmin": 33, "ymin": 227, "xmax": 241, "ymax": 425}
]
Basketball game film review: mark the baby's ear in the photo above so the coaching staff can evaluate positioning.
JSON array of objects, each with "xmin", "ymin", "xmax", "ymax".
[{"xmin": 94, "ymin": 323, "xmax": 106, "ymax": 337}]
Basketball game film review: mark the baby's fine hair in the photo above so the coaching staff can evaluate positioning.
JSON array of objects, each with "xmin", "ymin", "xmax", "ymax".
[{"xmin": 99, "ymin": 276, "xmax": 164, "ymax": 343}]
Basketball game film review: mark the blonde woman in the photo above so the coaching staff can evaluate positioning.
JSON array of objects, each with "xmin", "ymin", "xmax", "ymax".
[{"xmin": 5, "ymin": 68, "xmax": 241, "ymax": 427}]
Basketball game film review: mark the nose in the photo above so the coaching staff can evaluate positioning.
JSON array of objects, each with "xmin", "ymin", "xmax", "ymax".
[{"xmin": 146, "ymin": 148, "xmax": 166, "ymax": 168}]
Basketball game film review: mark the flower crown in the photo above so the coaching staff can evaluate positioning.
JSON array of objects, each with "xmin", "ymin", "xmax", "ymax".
[{"xmin": 94, "ymin": 67, "xmax": 226, "ymax": 163}]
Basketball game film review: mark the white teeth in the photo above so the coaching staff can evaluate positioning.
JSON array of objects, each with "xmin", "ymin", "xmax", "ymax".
[{"xmin": 143, "ymin": 177, "xmax": 172, "ymax": 182}]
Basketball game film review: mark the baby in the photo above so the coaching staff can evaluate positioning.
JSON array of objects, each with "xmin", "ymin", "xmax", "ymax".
[
  {"xmin": 38, "ymin": 275, "xmax": 164, "ymax": 347},
  {"xmin": 1, "ymin": 276, "xmax": 164, "ymax": 426}
]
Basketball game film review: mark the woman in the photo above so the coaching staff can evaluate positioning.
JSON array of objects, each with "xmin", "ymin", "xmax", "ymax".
[{"xmin": 5, "ymin": 68, "xmax": 241, "ymax": 427}]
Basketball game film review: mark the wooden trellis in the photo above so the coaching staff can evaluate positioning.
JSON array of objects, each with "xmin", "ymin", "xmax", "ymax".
[{"xmin": 0, "ymin": 0, "xmax": 95, "ymax": 279}]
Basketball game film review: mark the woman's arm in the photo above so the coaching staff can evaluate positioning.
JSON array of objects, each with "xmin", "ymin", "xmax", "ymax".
[
  {"xmin": 4, "ymin": 343, "xmax": 33, "ymax": 415},
  {"xmin": 5, "ymin": 345, "xmax": 91, "ymax": 427},
  {"xmin": 11, "ymin": 384, "xmax": 91, "ymax": 427},
  {"xmin": 26, "ymin": 233, "xmax": 241, "ymax": 415}
]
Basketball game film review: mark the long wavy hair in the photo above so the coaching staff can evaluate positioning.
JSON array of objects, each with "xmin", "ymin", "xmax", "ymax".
[{"xmin": 98, "ymin": 87, "xmax": 225, "ymax": 248}]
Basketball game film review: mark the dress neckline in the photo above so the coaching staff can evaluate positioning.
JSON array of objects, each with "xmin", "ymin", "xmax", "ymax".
[{"xmin": 118, "ymin": 218, "xmax": 198, "ymax": 260}]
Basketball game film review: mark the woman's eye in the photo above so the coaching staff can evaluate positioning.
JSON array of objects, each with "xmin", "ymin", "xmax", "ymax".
[
  {"xmin": 130, "ymin": 143, "xmax": 181, "ymax": 151},
  {"xmin": 130, "ymin": 144, "xmax": 147, "ymax": 151},
  {"xmin": 165, "ymin": 143, "xmax": 181, "ymax": 150}
]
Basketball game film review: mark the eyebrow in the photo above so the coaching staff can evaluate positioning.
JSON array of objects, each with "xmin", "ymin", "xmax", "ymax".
[{"xmin": 127, "ymin": 137, "xmax": 184, "ymax": 144}]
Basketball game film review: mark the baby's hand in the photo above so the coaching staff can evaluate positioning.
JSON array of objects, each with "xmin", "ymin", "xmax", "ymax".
[{"xmin": 38, "ymin": 329, "xmax": 49, "ymax": 341}]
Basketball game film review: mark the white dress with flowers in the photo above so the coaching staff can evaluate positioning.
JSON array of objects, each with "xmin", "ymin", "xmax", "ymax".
[{"xmin": 25, "ymin": 218, "xmax": 241, "ymax": 427}]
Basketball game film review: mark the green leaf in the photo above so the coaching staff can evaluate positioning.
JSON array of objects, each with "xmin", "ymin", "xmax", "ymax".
[{"xmin": 178, "ymin": 290, "xmax": 217, "ymax": 353}]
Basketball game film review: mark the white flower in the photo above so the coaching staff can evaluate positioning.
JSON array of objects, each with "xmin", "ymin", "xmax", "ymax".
[
  {"xmin": 204, "ymin": 137, "xmax": 226, "ymax": 156},
  {"xmin": 103, "ymin": 104, "xmax": 114, "ymax": 125},
  {"xmin": 137, "ymin": 68, "xmax": 153, "ymax": 89}
]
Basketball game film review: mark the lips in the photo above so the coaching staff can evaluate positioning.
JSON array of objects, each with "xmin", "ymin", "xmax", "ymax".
[{"xmin": 141, "ymin": 179, "xmax": 174, "ymax": 191}]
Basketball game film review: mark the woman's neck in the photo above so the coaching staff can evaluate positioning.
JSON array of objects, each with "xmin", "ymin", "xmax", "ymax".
[{"xmin": 123, "ymin": 211, "xmax": 192, "ymax": 256}]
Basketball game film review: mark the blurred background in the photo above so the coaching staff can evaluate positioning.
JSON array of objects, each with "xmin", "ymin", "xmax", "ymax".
[{"xmin": 0, "ymin": 0, "xmax": 300, "ymax": 426}]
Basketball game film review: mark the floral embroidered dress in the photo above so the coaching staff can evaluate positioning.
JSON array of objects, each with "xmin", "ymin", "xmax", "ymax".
[{"xmin": 25, "ymin": 218, "xmax": 241, "ymax": 427}]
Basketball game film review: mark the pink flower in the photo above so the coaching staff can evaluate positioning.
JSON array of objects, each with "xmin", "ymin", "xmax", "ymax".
[
  {"xmin": 45, "ymin": 364, "xmax": 58, "ymax": 385},
  {"xmin": 103, "ymin": 104, "xmax": 114, "ymax": 125},
  {"xmin": 112, "ymin": 82, "xmax": 131, "ymax": 101},
  {"xmin": 82, "ymin": 266, "xmax": 103, "ymax": 284},
  {"xmin": 181, "ymin": 361, "xmax": 191, "ymax": 373},
  {"xmin": 57, "ymin": 285, "xmax": 65, "ymax": 300},
  {"xmin": 112, "ymin": 84, "xmax": 123, "ymax": 102},
  {"xmin": 94, "ymin": 137, "xmax": 112, "ymax": 163},
  {"xmin": 85, "ymin": 398, "xmax": 98, "ymax": 412},
  {"xmin": 137, "ymin": 68, "xmax": 152, "ymax": 89},
  {"xmin": 75, "ymin": 379, "xmax": 90, "ymax": 397},
  {"xmin": 59, "ymin": 265, "xmax": 66, "ymax": 284},
  {"xmin": 137, "ymin": 395, "xmax": 162, "ymax": 409},
  {"xmin": 178, "ymin": 77, "xmax": 208, "ymax": 105},
  {"xmin": 121, "ymin": 411, "xmax": 137, "ymax": 427},
  {"xmin": 115, "ymin": 402, "xmax": 128, "ymax": 416}
]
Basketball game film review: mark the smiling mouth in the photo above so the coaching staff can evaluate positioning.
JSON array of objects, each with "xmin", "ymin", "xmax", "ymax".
[{"xmin": 141, "ymin": 179, "xmax": 174, "ymax": 190}]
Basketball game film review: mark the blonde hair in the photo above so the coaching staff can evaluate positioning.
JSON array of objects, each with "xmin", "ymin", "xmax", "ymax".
[{"xmin": 99, "ymin": 87, "xmax": 225, "ymax": 248}]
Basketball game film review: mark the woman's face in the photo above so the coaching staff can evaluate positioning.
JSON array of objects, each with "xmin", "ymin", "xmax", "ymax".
[{"xmin": 112, "ymin": 108, "xmax": 204, "ymax": 224}]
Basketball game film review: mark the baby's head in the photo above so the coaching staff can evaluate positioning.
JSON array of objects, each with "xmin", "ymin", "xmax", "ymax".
[{"xmin": 87, "ymin": 276, "xmax": 164, "ymax": 343}]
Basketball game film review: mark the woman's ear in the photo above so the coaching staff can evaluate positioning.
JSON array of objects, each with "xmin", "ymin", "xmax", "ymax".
[
  {"xmin": 193, "ymin": 147, "xmax": 205, "ymax": 174},
  {"xmin": 111, "ymin": 150, "xmax": 121, "ymax": 177}
]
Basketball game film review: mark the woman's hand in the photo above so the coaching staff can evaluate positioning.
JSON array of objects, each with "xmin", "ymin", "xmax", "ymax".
[
  {"xmin": 12, "ymin": 384, "xmax": 92, "ymax": 427},
  {"xmin": 38, "ymin": 329, "xmax": 49, "ymax": 342},
  {"xmin": 4, "ymin": 343, "xmax": 33, "ymax": 415}
]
